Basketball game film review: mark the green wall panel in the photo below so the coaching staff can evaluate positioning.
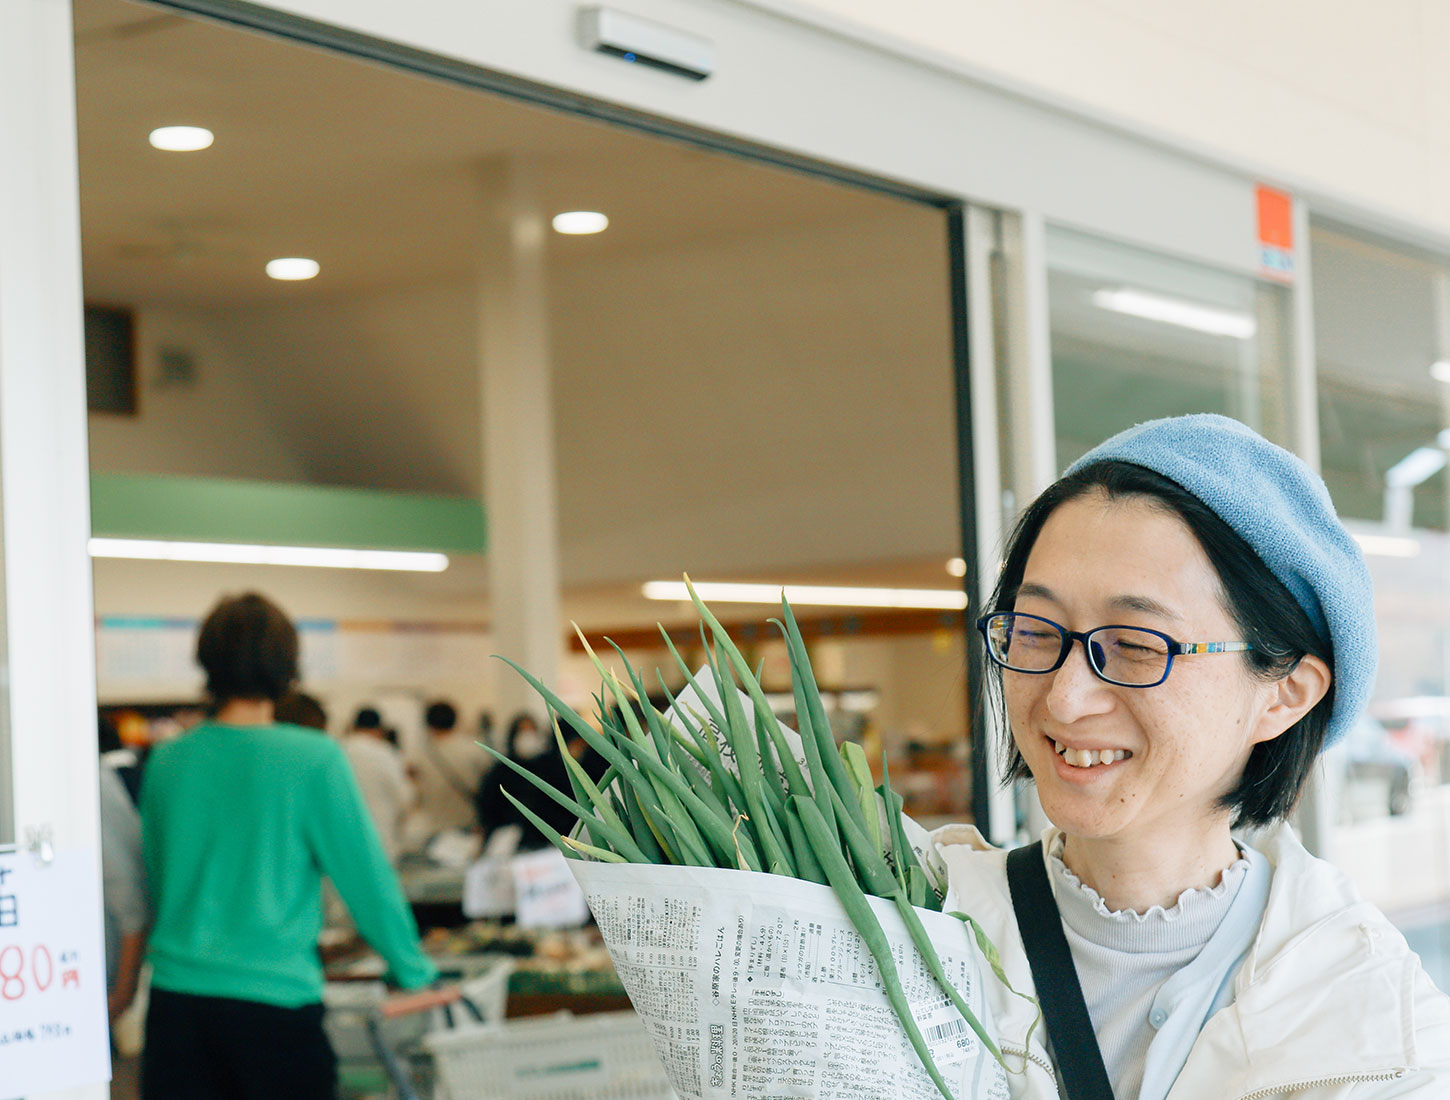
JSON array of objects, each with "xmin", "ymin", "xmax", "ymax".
[{"xmin": 90, "ymin": 474, "xmax": 486, "ymax": 555}]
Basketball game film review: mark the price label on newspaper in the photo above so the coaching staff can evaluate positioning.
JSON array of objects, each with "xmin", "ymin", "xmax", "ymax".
[
  {"xmin": 0, "ymin": 848, "xmax": 111, "ymax": 1095},
  {"xmin": 573, "ymin": 860, "xmax": 1010, "ymax": 1100}
]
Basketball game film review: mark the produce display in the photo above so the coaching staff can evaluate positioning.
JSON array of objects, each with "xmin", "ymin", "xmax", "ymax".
[
  {"xmin": 421, "ymin": 923, "xmax": 622, "ymax": 996},
  {"xmin": 488, "ymin": 580, "xmax": 1030, "ymax": 1100}
]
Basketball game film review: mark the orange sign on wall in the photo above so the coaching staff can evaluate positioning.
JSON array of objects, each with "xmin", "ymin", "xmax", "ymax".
[{"xmin": 1256, "ymin": 185, "xmax": 1294, "ymax": 282}]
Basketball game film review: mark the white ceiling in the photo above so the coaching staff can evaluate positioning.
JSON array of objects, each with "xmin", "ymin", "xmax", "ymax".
[
  {"xmin": 75, "ymin": 0, "xmax": 964, "ymax": 601},
  {"xmin": 74, "ymin": 0, "xmax": 902, "ymax": 306}
]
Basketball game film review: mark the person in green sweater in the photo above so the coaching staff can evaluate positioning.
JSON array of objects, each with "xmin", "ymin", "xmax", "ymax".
[{"xmin": 140, "ymin": 592, "xmax": 437, "ymax": 1100}]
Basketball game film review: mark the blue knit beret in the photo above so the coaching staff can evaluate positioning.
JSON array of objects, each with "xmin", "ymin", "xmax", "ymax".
[{"xmin": 1065, "ymin": 413, "xmax": 1375, "ymax": 748}]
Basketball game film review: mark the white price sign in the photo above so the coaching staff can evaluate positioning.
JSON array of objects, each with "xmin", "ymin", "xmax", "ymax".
[
  {"xmin": 512, "ymin": 848, "xmax": 589, "ymax": 929},
  {"xmin": 0, "ymin": 848, "xmax": 111, "ymax": 1094}
]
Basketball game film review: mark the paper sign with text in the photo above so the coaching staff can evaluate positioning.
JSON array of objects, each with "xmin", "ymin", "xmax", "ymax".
[
  {"xmin": 512, "ymin": 847, "xmax": 590, "ymax": 929},
  {"xmin": 0, "ymin": 848, "xmax": 111, "ymax": 1094}
]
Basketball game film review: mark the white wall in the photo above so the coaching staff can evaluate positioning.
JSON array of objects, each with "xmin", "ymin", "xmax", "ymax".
[
  {"xmin": 89, "ymin": 204, "xmax": 960, "ymax": 584},
  {"xmin": 88, "ymin": 306, "xmax": 306, "ymax": 481},
  {"xmin": 214, "ymin": 280, "xmax": 483, "ymax": 495},
  {"xmin": 759, "ymin": 0, "xmax": 1450, "ymax": 238}
]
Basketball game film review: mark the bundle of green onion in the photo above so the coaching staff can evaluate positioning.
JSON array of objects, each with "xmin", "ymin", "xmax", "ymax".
[{"xmin": 487, "ymin": 579, "xmax": 1017, "ymax": 1100}]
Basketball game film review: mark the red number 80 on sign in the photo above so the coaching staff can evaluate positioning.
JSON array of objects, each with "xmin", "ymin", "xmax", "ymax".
[{"xmin": 0, "ymin": 944, "xmax": 54, "ymax": 1001}]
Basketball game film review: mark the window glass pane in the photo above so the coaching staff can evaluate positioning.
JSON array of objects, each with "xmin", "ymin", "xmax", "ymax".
[
  {"xmin": 1048, "ymin": 226, "xmax": 1291, "ymax": 467},
  {"xmin": 1313, "ymin": 221, "xmax": 1450, "ymax": 993}
]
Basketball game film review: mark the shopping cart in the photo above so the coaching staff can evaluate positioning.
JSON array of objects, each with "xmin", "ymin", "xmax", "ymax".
[
  {"xmin": 331, "ymin": 956, "xmax": 514, "ymax": 1099},
  {"xmin": 373, "ymin": 994, "xmax": 678, "ymax": 1100}
]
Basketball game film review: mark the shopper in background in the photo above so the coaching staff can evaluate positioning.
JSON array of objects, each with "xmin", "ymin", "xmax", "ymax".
[
  {"xmin": 99, "ymin": 711, "xmax": 144, "ymax": 805},
  {"xmin": 274, "ymin": 689, "xmax": 328, "ymax": 731},
  {"xmin": 407, "ymin": 699, "xmax": 489, "ymax": 840},
  {"xmin": 941, "ymin": 415, "xmax": 1450, "ymax": 1098},
  {"xmin": 99, "ymin": 758, "xmax": 148, "ymax": 1025},
  {"xmin": 140, "ymin": 592, "xmax": 435, "ymax": 1100},
  {"xmin": 341, "ymin": 704, "xmax": 414, "ymax": 863},
  {"xmin": 474, "ymin": 711, "xmax": 573, "ymax": 849}
]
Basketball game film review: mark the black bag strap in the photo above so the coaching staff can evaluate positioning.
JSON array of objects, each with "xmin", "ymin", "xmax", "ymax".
[{"xmin": 1006, "ymin": 841, "xmax": 1116, "ymax": 1100}]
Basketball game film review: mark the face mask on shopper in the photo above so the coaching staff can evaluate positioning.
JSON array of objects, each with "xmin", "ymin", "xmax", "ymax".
[{"xmin": 514, "ymin": 730, "xmax": 549, "ymax": 759}]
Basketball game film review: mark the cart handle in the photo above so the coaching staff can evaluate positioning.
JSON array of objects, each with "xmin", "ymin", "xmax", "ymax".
[{"xmin": 376, "ymin": 986, "xmax": 462, "ymax": 1020}]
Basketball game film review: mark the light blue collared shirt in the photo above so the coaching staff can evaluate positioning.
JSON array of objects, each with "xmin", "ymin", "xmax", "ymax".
[{"xmin": 1047, "ymin": 832, "xmax": 1272, "ymax": 1100}]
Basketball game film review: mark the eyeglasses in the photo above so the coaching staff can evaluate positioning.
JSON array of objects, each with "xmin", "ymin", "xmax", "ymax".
[{"xmin": 976, "ymin": 611, "xmax": 1251, "ymax": 688}]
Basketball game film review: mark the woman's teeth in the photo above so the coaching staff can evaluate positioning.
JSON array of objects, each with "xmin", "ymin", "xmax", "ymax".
[{"xmin": 1053, "ymin": 740, "xmax": 1130, "ymax": 768}]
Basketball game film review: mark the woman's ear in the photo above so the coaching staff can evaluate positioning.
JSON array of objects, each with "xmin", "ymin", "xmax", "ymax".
[{"xmin": 1252, "ymin": 654, "xmax": 1332, "ymax": 746}]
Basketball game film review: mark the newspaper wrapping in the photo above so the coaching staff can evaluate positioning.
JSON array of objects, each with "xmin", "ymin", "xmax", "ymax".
[{"xmin": 571, "ymin": 858, "xmax": 1011, "ymax": 1100}]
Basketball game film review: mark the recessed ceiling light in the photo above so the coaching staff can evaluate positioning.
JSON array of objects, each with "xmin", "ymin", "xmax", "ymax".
[
  {"xmin": 946, "ymin": 557, "xmax": 967, "ymax": 577},
  {"xmin": 1430, "ymin": 359, "xmax": 1450, "ymax": 384},
  {"xmin": 552, "ymin": 211, "xmax": 609, "ymax": 235},
  {"xmin": 148, "ymin": 126, "xmax": 214, "ymax": 152},
  {"xmin": 265, "ymin": 257, "xmax": 320, "ymax": 281}
]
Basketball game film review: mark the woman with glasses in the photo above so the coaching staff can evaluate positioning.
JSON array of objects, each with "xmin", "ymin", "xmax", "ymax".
[{"xmin": 936, "ymin": 415, "xmax": 1450, "ymax": 1099}]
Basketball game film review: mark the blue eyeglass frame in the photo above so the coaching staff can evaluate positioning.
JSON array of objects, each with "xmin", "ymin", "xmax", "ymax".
[{"xmin": 975, "ymin": 611, "xmax": 1252, "ymax": 688}]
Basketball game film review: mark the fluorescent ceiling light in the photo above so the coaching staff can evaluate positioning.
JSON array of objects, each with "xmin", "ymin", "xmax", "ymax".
[
  {"xmin": 1431, "ymin": 359, "xmax": 1450, "ymax": 384},
  {"xmin": 1386, "ymin": 446, "xmax": 1447, "ymax": 489},
  {"xmin": 1091, "ymin": 288, "xmax": 1257, "ymax": 339},
  {"xmin": 642, "ymin": 580, "xmax": 967, "ymax": 610},
  {"xmin": 946, "ymin": 557, "xmax": 967, "ymax": 578},
  {"xmin": 265, "ymin": 257, "xmax": 320, "ymax": 281},
  {"xmin": 89, "ymin": 538, "xmax": 448, "ymax": 572},
  {"xmin": 148, "ymin": 125, "xmax": 214, "ymax": 151},
  {"xmin": 1351, "ymin": 533, "xmax": 1421, "ymax": 558},
  {"xmin": 552, "ymin": 211, "xmax": 609, "ymax": 235}
]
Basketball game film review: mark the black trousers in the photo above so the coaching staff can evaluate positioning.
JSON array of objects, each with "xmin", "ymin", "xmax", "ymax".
[{"xmin": 141, "ymin": 987, "xmax": 337, "ymax": 1100}]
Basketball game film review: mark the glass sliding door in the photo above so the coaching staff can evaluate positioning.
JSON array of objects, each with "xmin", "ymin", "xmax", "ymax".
[
  {"xmin": 1312, "ymin": 220, "xmax": 1450, "ymax": 992},
  {"xmin": 1047, "ymin": 226, "xmax": 1294, "ymax": 464}
]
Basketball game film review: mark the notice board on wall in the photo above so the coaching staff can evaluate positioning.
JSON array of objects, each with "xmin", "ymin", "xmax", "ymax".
[{"xmin": 0, "ymin": 847, "xmax": 111, "ymax": 1094}]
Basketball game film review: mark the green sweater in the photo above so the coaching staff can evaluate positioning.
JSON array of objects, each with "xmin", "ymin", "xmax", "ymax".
[{"xmin": 141, "ymin": 721, "xmax": 437, "ymax": 1007}]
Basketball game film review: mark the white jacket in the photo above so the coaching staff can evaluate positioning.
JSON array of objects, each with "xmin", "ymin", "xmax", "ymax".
[{"xmin": 933, "ymin": 823, "xmax": 1450, "ymax": 1099}]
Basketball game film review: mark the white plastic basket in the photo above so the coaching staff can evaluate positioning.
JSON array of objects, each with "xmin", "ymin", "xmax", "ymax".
[
  {"xmin": 425, "ymin": 1010, "xmax": 678, "ymax": 1100},
  {"xmin": 447, "ymin": 957, "xmax": 514, "ymax": 1026}
]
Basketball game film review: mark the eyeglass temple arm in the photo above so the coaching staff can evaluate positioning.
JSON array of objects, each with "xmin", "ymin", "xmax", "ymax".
[{"xmin": 1172, "ymin": 641, "xmax": 1252, "ymax": 655}]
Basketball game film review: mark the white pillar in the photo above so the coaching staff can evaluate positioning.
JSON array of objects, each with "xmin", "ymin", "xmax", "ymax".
[
  {"xmin": 999, "ymin": 209, "xmax": 1055, "ymax": 845},
  {"xmin": 478, "ymin": 160, "xmax": 564, "ymax": 725},
  {"xmin": 1286, "ymin": 196, "xmax": 1334, "ymax": 859},
  {"xmin": 2, "ymin": 3, "xmax": 108, "ymax": 1098}
]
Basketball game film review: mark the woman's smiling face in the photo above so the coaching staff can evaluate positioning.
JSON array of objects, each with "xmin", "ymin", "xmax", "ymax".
[{"xmin": 1004, "ymin": 490, "xmax": 1287, "ymax": 845}]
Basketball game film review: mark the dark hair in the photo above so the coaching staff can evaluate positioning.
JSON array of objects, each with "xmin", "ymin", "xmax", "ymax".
[
  {"xmin": 196, "ymin": 592, "xmax": 299, "ymax": 706},
  {"xmin": 425, "ymin": 701, "xmax": 458, "ymax": 731},
  {"xmin": 352, "ymin": 706, "xmax": 381, "ymax": 730},
  {"xmin": 98, "ymin": 713, "xmax": 122, "ymax": 755},
  {"xmin": 275, "ymin": 690, "xmax": 328, "ymax": 731},
  {"xmin": 988, "ymin": 460, "xmax": 1334, "ymax": 828}
]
